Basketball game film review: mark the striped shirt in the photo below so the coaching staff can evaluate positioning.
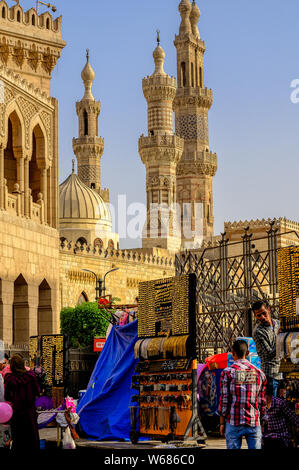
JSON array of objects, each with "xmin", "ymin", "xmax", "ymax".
[
  {"xmin": 253, "ymin": 319, "xmax": 282, "ymax": 380},
  {"xmin": 218, "ymin": 359, "xmax": 266, "ymax": 427}
]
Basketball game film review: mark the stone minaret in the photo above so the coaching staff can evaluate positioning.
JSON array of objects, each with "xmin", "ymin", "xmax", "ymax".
[
  {"xmin": 139, "ymin": 35, "xmax": 184, "ymax": 252},
  {"xmin": 174, "ymin": 0, "xmax": 217, "ymax": 249},
  {"xmin": 72, "ymin": 51, "xmax": 109, "ymax": 201}
]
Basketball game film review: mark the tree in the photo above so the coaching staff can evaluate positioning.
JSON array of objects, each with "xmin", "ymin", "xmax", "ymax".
[{"xmin": 60, "ymin": 302, "xmax": 110, "ymax": 349}]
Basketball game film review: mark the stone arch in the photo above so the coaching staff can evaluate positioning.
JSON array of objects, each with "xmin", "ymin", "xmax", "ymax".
[
  {"xmin": 4, "ymin": 103, "xmax": 25, "ymax": 150},
  {"xmin": 37, "ymin": 279, "xmax": 52, "ymax": 335},
  {"xmin": 13, "ymin": 274, "xmax": 29, "ymax": 344},
  {"xmin": 94, "ymin": 238, "xmax": 103, "ymax": 249},
  {"xmin": 78, "ymin": 292, "xmax": 88, "ymax": 305},
  {"xmin": 4, "ymin": 110, "xmax": 24, "ymax": 194},
  {"xmin": 181, "ymin": 62, "xmax": 186, "ymax": 87},
  {"xmin": 108, "ymin": 239, "xmax": 114, "ymax": 249},
  {"xmin": 28, "ymin": 116, "xmax": 48, "ymax": 165},
  {"xmin": 30, "ymin": 124, "xmax": 47, "ymax": 203},
  {"xmin": 1, "ymin": 3, "xmax": 7, "ymax": 19},
  {"xmin": 40, "ymin": 12, "xmax": 52, "ymax": 29},
  {"xmin": 76, "ymin": 237, "xmax": 87, "ymax": 246}
]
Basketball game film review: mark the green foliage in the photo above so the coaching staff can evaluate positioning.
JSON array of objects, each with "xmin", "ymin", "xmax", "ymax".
[{"xmin": 60, "ymin": 302, "xmax": 110, "ymax": 349}]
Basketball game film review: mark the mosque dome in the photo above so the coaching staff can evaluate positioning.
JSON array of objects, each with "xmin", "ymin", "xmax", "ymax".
[{"xmin": 59, "ymin": 172, "xmax": 111, "ymax": 223}]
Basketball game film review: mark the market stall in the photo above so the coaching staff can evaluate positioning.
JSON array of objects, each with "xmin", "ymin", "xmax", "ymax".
[
  {"xmin": 129, "ymin": 274, "xmax": 206, "ymax": 444},
  {"xmin": 277, "ymin": 246, "xmax": 299, "ymax": 422}
]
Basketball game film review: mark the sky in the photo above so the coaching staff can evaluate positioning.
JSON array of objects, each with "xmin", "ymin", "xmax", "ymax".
[{"xmin": 18, "ymin": 0, "xmax": 299, "ymax": 247}]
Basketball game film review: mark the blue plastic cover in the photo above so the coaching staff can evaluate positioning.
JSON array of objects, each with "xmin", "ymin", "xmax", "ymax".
[{"xmin": 76, "ymin": 320, "xmax": 139, "ymax": 440}]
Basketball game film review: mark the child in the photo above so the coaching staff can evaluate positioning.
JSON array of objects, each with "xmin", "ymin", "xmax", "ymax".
[{"xmin": 262, "ymin": 382, "xmax": 299, "ymax": 449}]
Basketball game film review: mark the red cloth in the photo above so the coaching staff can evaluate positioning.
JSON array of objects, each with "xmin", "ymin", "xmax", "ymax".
[
  {"xmin": 4, "ymin": 370, "xmax": 40, "ymax": 450},
  {"xmin": 205, "ymin": 353, "xmax": 228, "ymax": 370},
  {"xmin": 218, "ymin": 359, "xmax": 266, "ymax": 427}
]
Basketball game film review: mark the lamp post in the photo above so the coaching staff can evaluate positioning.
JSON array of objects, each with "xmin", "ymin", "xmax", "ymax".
[
  {"xmin": 82, "ymin": 267, "xmax": 119, "ymax": 301},
  {"xmin": 82, "ymin": 269, "xmax": 100, "ymax": 301},
  {"xmin": 102, "ymin": 268, "xmax": 119, "ymax": 296}
]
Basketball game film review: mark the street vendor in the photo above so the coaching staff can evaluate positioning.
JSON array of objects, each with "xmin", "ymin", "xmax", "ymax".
[{"xmin": 252, "ymin": 300, "xmax": 282, "ymax": 396}]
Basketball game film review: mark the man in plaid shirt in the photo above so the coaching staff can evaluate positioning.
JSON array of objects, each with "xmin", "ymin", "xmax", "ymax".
[{"xmin": 218, "ymin": 340, "xmax": 267, "ymax": 449}]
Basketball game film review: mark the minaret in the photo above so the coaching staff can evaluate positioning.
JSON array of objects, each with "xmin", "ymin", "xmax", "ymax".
[
  {"xmin": 72, "ymin": 50, "xmax": 108, "ymax": 201},
  {"xmin": 174, "ymin": 0, "xmax": 217, "ymax": 248},
  {"xmin": 139, "ymin": 34, "xmax": 184, "ymax": 252}
]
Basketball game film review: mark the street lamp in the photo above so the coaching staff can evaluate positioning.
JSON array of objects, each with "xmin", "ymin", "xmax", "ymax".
[
  {"xmin": 36, "ymin": 1, "xmax": 57, "ymax": 14},
  {"xmin": 102, "ymin": 268, "xmax": 119, "ymax": 296},
  {"xmin": 82, "ymin": 267, "xmax": 119, "ymax": 301},
  {"xmin": 82, "ymin": 269, "xmax": 100, "ymax": 301}
]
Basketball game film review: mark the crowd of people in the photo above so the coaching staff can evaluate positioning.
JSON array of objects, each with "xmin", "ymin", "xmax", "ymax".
[
  {"xmin": 218, "ymin": 300, "xmax": 298, "ymax": 450},
  {"xmin": 0, "ymin": 298, "xmax": 298, "ymax": 451}
]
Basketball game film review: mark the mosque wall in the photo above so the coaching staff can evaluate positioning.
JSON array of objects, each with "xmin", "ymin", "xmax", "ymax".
[{"xmin": 59, "ymin": 245, "xmax": 175, "ymax": 313}]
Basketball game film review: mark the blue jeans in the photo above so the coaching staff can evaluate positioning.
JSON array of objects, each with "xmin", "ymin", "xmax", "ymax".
[
  {"xmin": 266, "ymin": 377, "xmax": 280, "ymax": 397},
  {"xmin": 225, "ymin": 423, "xmax": 262, "ymax": 449}
]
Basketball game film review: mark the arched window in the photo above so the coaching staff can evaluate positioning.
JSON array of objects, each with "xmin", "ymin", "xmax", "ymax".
[
  {"xmin": 38, "ymin": 279, "xmax": 52, "ymax": 335},
  {"xmin": 181, "ymin": 62, "xmax": 186, "ymax": 87},
  {"xmin": 94, "ymin": 238, "xmax": 103, "ymax": 249},
  {"xmin": 17, "ymin": 10, "xmax": 21, "ymax": 22},
  {"xmin": 108, "ymin": 240, "xmax": 114, "ymax": 250},
  {"xmin": 191, "ymin": 63, "xmax": 194, "ymax": 87},
  {"xmin": 199, "ymin": 67, "xmax": 203, "ymax": 88},
  {"xmin": 78, "ymin": 292, "xmax": 88, "ymax": 305},
  {"xmin": 13, "ymin": 274, "xmax": 29, "ymax": 344},
  {"xmin": 32, "ymin": 15, "xmax": 35, "ymax": 26},
  {"xmin": 83, "ymin": 110, "xmax": 88, "ymax": 136},
  {"xmin": 46, "ymin": 18, "xmax": 50, "ymax": 29},
  {"xmin": 76, "ymin": 237, "xmax": 87, "ymax": 246},
  {"xmin": 2, "ymin": 7, "xmax": 6, "ymax": 19},
  {"xmin": 60, "ymin": 237, "xmax": 67, "ymax": 246},
  {"xmin": 30, "ymin": 125, "xmax": 45, "ymax": 203}
]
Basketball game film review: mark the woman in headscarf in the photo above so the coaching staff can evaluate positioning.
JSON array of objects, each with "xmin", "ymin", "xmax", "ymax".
[{"xmin": 4, "ymin": 355, "xmax": 40, "ymax": 450}]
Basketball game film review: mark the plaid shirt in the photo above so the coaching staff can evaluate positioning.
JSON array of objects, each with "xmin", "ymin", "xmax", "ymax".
[
  {"xmin": 253, "ymin": 319, "xmax": 282, "ymax": 380},
  {"xmin": 262, "ymin": 397, "xmax": 299, "ymax": 446},
  {"xmin": 218, "ymin": 359, "xmax": 266, "ymax": 427}
]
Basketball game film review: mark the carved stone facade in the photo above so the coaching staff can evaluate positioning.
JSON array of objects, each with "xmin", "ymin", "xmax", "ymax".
[
  {"xmin": 139, "ymin": 41, "xmax": 184, "ymax": 252},
  {"xmin": 59, "ymin": 244, "xmax": 175, "ymax": 307},
  {"xmin": 0, "ymin": 2, "xmax": 64, "ymax": 344},
  {"xmin": 72, "ymin": 51, "xmax": 107, "ymax": 198},
  {"xmin": 174, "ymin": 0, "xmax": 217, "ymax": 249}
]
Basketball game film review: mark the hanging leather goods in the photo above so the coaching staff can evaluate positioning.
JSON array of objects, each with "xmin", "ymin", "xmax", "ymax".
[
  {"xmin": 134, "ymin": 339, "xmax": 141, "ymax": 359},
  {"xmin": 140, "ymin": 338, "xmax": 151, "ymax": 360}
]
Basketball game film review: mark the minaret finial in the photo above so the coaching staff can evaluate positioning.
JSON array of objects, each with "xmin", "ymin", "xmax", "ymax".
[
  {"xmin": 72, "ymin": 159, "xmax": 75, "ymax": 174},
  {"xmin": 81, "ymin": 49, "xmax": 95, "ymax": 100},
  {"xmin": 156, "ymin": 29, "xmax": 160, "ymax": 46}
]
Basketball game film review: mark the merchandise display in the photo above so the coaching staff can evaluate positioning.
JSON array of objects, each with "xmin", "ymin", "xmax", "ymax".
[
  {"xmin": 277, "ymin": 246, "xmax": 299, "ymax": 426},
  {"xmin": 277, "ymin": 246, "xmax": 299, "ymax": 331},
  {"xmin": 130, "ymin": 274, "xmax": 206, "ymax": 444},
  {"xmin": 29, "ymin": 335, "xmax": 65, "ymax": 397}
]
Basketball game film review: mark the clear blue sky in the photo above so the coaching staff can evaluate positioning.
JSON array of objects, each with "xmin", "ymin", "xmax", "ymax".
[{"xmin": 20, "ymin": 1, "xmax": 299, "ymax": 247}]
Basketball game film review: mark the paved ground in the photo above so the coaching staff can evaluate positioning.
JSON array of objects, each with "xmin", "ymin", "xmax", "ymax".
[{"xmin": 39, "ymin": 427, "xmax": 227, "ymax": 450}]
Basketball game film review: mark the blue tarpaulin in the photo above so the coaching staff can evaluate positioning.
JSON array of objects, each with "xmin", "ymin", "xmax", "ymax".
[{"xmin": 76, "ymin": 320, "xmax": 139, "ymax": 440}]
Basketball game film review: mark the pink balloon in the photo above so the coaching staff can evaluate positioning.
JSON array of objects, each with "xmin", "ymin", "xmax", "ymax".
[{"xmin": 0, "ymin": 402, "xmax": 13, "ymax": 424}]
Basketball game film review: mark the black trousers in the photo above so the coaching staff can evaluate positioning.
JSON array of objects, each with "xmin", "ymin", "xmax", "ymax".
[{"xmin": 263, "ymin": 438, "xmax": 289, "ymax": 449}]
